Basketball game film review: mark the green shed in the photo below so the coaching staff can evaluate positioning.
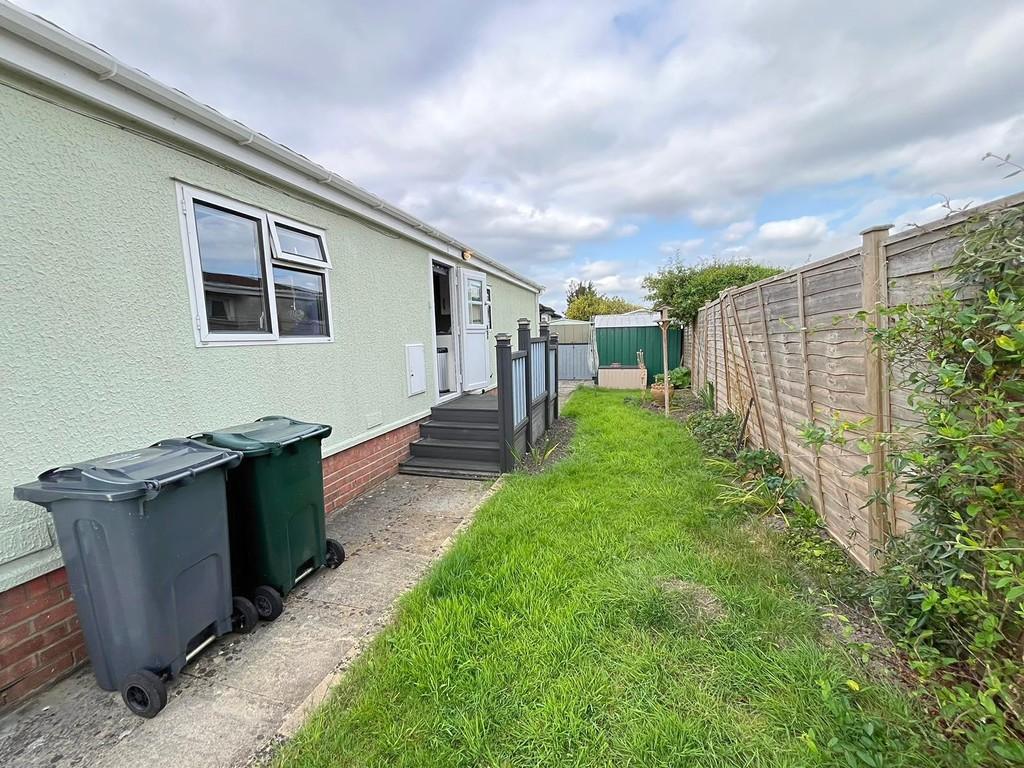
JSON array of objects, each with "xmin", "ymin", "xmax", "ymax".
[{"xmin": 594, "ymin": 311, "xmax": 682, "ymax": 385}]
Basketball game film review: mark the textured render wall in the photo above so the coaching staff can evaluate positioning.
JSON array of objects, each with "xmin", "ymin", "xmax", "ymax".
[
  {"xmin": 0, "ymin": 76, "xmax": 538, "ymax": 591},
  {"xmin": 488, "ymin": 273, "xmax": 541, "ymax": 385}
]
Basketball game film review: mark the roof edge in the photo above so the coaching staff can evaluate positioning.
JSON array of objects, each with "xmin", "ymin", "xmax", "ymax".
[{"xmin": 0, "ymin": 0, "xmax": 544, "ymax": 293}]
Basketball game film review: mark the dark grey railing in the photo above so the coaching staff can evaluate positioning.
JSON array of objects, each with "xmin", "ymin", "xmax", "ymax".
[{"xmin": 497, "ymin": 318, "xmax": 560, "ymax": 471}]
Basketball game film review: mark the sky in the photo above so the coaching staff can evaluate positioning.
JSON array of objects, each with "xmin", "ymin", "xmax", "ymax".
[{"xmin": 17, "ymin": 0, "xmax": 1024, "ymax": 311}]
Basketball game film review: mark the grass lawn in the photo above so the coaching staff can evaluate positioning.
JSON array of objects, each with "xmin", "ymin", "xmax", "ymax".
[{"xmin": 277, "ymin": 389, "xmax": 957, "ymax": 767}]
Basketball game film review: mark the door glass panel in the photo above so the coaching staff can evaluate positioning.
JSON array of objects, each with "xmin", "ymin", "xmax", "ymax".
[
  {"xmin": 470, "ymin": 304, "xmax": 484, "ymax": 324},
  {"xmin": 468, "ymin": 279, "xmax": 483, "ymax": 302},
  {"xmin": 273, "ymin": 265, "xmax": 328, "ymax": 337},
  {"xmin": 194, "ymin": 202, "xmax": 271, "ymax": 333}
]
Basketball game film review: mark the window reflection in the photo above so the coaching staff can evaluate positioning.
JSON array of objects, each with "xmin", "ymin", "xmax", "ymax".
[
  {"xmin": 195, "ymin": 202, "xmax": 271, "ymax": 333},
  {"xmin": 273, "ymin": 266, "xmax": 328, "ymax": 337}
]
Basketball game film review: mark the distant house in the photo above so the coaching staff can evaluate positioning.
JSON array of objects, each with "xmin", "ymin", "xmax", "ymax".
[
  {"xmin": 0, "ymin": 4, "xmax": 544, "ymax": 708},
  {"xmin": 539, "ymin": 303, "xmax": 563, "ymax": 322}
]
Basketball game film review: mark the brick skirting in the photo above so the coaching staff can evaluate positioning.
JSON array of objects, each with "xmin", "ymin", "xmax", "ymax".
[
  {"xmin": 322, "ymin": 419, "xmax": 425, "ymax": 513},
  {"xmin": 0, "ymin": 417, "xmax": 425, "ymax": 711},
  {"xmin": 0, "ymin": 567, "xmax": 88, "ymax": 709}
]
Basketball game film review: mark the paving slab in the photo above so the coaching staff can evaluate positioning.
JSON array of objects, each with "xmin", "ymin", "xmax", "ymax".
[{"xmin": 0, "ymin": 473, "xmax": 495, "ymax": 768}]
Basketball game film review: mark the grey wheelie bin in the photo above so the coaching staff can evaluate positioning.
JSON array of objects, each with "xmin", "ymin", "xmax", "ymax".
[
  {"xmin": 193, "ymin": 417, "xmax": 344, "ymax": 622},
  {"xmin": 13, "ymin": 438, "xmax": 256, "ymax": 718}
]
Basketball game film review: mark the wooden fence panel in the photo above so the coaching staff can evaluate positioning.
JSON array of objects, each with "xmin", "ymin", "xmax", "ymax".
[{"xmin": 687, "ymin": 192, "xmax": 1024, "ymax": 571}]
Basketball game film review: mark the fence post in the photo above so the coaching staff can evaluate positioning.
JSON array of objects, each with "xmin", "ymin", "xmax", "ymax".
[
  {"xmin": 517, "ymin": 318, "xmax": 533, "ymax": 450},
  {"xmin": 495, "ymin": 334, "xmax": 515, "ymax": 472},
  {"xmin": 539, "ymin": 321, "xmax": 551, "ymax": 429},
  {"xmin": 861, "ymin": 224, "xmax": 893, "ymax": 571},
  {"xmin": 551, "ymin": 332, "xmax": 560, "ymax": 420}
]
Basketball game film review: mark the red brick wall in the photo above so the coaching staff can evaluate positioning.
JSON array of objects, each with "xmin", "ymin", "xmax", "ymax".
[
  {"xmin": 0, "ymin": 418, "xmax": 424, "ymax": 710},
  {"xmin": 0, "ymin": 567, "xmax": 87, "ymax": 709},
  {"xmin": 322, "ymin": 419, "xmax": 424, "ymax": 513}
]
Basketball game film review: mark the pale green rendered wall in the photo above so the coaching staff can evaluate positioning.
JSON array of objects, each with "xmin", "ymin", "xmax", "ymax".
[{"xmin": 0, "ymin": 76, "xmax": 538, "ymax": 591}]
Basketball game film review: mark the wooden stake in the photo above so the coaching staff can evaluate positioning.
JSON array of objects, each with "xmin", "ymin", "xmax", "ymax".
[
  {"xmin": 726, "ymin": 292, "xmax": 768, "ymax": 449},
  {"xmin": 796, "ymin": 272, "xmax": 826, "ymax": 519},
  {"xmin": 756, "ymin": 284, "xmax": 791, "ymax": 475},
  {"xmin": 860, "ymin": 224, "xmax": 892, "ymax": 571}
]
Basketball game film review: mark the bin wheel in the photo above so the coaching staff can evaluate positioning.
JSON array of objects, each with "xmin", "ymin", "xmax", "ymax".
[
  {"xmin": 253, "ymin": 585, "xmax": 284, "ymax": 621},
  {"xmin": 232, "ymin": 596, "xmax": 259, "ymax": 634},
  {"xmin": 325, "ymin": 538, "xmax": 346, "ymax": 569},
  {"xmin": 120, "ymin": 670, "xmax": 167, "ymax": 718}
]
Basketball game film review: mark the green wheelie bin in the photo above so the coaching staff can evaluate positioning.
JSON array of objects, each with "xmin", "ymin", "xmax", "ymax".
[{"xmin": 194, "ymin": 416, "xmax": 345, "ymax": 621}]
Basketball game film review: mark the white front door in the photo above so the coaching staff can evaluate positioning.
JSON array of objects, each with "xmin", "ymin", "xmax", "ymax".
[{"xmin": 459, "ymin": 267, "xmax": 490, "ymax": 390}]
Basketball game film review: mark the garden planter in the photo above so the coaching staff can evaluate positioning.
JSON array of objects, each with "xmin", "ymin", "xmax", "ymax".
[{"xmin": 651, "ymin": 383, "xmax": 673, "ymax": 401}]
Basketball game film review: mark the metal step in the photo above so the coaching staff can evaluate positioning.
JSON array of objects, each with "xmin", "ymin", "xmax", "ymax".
[
  {"xmin": 410, "ymin": 437, "xmax": 499, "ymax": 462},
  {"xmin": 420, "ymin": 419, "xmax": 500, "ymax": 443},
  {"xmin": 398, "ymin": 455, "xmax": 500, "ymax": 480}
]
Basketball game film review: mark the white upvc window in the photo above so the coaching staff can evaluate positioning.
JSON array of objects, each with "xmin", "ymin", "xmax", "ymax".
[{"xmin": 178, "ymin": 184, "xmax": 334, "ymax": 345}]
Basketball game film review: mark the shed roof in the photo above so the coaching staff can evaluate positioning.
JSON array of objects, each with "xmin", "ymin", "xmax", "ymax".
[{"xmin": 593, "ymin": 310, "xmax": 659, "ymax": 328}]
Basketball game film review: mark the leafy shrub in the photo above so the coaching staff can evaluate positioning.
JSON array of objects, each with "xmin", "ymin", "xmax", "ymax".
[
  {"xmin": 802, "ymin": 205, "xmax": 1024, "ymax": 763},
  {"xmin": 734, "ymin": 448, "xmax": 783, "ymax": 482},
  {"xmin": 697, "ymin": 381, "xmax": 716, "ymax": 411},
  {"xmin": 653, "ymin": 366, "xmax": 691, "ymax": 388},
  {"xmin": 687, "ymin": 410, "xmax": 740, "ymax": 458}
]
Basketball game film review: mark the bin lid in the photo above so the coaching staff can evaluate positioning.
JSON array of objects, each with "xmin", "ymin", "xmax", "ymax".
[
  {"xmin": 13, "ymin": 439, "xmax": 242, "ymax": 504},
  {"xmin": 193, "ymin": 416, "xmax": 332, "ymax": 457}
]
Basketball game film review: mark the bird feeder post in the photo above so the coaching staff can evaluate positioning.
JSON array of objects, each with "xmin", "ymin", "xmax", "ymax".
[{"xmin": 657, "ymin": 305, "xmax": 671, "ymax": 417}]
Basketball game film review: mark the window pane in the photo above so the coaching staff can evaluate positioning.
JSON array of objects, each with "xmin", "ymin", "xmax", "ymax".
[
  {"xmin": 273, "ymin": 265, "xmax": 329, "ymax": 337},
  {"xmin": 470, "ymin": 304, "xmax": 484, "ymax": 324},
  {"xmin": 468, "ymin": 279, "xmax": 483, "ymax": 302},
  {"xmin": 275, "ymin": 223, "xmax": 325, "ymax": 262},
  {"xmin": 194, "ymin": 202, "xmax": 271, "ymax": 333}
]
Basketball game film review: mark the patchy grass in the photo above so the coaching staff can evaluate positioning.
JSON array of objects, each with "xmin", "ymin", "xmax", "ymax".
[{"xmin": 276, "ymin": 389, "xmax": 961, "ymax": 768}]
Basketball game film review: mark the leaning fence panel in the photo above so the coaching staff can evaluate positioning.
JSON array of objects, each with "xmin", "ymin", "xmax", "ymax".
[{"xmin": 688, "ymin": 192, "xmax": 1024, "ymax": 572}]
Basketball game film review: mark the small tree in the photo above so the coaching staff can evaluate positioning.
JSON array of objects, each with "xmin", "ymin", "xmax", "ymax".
[
  {"xmin": 565, "ymin": 293, "xmax": 640, "ymax": 321},
  {"xmin": 644, "ymin": 261, "xmax": 781, "ymax": 325},
  {"xmin": 565, "ymin": 280, "xmax": 597, "ymax": 307}
]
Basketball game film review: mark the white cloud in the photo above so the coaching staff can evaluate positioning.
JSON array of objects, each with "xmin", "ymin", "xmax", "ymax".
[
  {"xmin": 658, "ymin": 238, "xmax": 704, "ymax": 256},
  {"xmin": 578, "ymin": 260, "xmax": 621, "ymax": 279},
  {"xmin": 18, "ymin": 0, "xmax": 1024, "ymax": 283},
  {"xmin": 722, "ymin": 220, "xmax": 755, "ymax": 242},
  {"xmin": 757, "ymin": 216, "xmax": 829, "ymax": 247}
]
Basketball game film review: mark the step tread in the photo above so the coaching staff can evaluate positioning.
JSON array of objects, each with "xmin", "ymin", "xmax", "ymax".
[
  {"xmin": 398, "ymin": 455, "xmax": 501, "ymax": 480},
  {"xmin": 422, "ymin": 419, "xmax": 498, "ymax": 430},
  {"xmin": 413, "ymin": 437, "xmax": 500, "ymax": 450},
  {"xmin": 400, "ymin": 456, "xmax": 500, "ymax": 472}
]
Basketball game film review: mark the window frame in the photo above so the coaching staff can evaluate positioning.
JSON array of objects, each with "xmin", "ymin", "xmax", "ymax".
[
  {"xmin": 178, "ymin": 183, "xmax": 334, "ymax": 346},
  {"xmin": 268, "ymin": 212, "xmax": 332, "ymax": 269}
]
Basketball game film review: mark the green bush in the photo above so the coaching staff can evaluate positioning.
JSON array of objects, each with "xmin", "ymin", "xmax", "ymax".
[
  {"xmin": 687, "ymin": 410, "xmax": 740, "ymax": 458},
  {"xmin": 653, "ymin": 366, "xmax": 691, "ymax": 388},
  {"xmin": 802, "ymin": 205, "xmax": 1024, "ymax": 764}
]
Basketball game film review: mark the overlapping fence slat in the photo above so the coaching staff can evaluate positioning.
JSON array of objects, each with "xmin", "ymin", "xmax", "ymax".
[{"xmin": 689, "ymin": 192, "xmax": 1024, "ymax": 571}]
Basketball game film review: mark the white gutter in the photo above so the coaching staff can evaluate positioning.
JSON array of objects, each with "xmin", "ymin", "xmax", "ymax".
[{"xmin": 0, "ymin": 0, "xmax": 545, "ymax": 294}]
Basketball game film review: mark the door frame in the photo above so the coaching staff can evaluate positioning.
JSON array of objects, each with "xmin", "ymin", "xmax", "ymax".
[
  {"xmin": 457, "ymin": 265, "xmax": 491, "ymax": 392},
  {"xmin": 428, "ymin": 255, "xmax": 463, "ymax": 404}
]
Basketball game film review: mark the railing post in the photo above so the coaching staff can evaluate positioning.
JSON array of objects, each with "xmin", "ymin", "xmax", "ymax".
[
  {"xmin": 495, "ymin": 334, "xmax": 514, "ymax": 472},
  {"xmin": 539, "ymin": 321, "xmax": 550, "ymax": 428},
  {"xmin": 517, "ymin": 318, "xmax": 533, "ymax": 449},
  {"xmin": 861, "ymin": 223, "xmax": 893, "ymax": 572},
  {"xmin": 550, "ymin": 332, "xmax": 560, "ymax": 420}
]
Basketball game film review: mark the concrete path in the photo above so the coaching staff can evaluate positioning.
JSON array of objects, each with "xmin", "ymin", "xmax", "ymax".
[
  {"xmin": 558, "ymin": 378, "xmax": 591, "ymax": 403},
  {"xmin": 0, "ymin": 474, "xmax": 495, "ymax": 768}
]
